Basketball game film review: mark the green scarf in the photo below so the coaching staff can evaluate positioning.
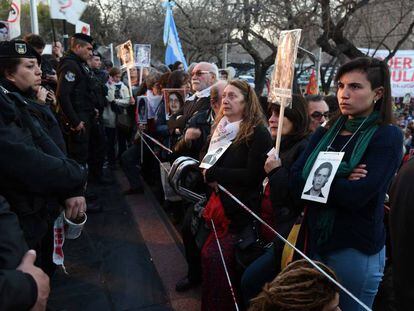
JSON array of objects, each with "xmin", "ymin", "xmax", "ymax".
[{"xmin": 302, "ymin": 111, "xmax": 380, "ymax": 246}]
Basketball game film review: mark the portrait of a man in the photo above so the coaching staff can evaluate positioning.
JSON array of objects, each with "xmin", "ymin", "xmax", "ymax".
[
  {"xmin": 202, "ymin": 147, "xmax": 224, "ymax": 165},
  {"xmin": 303, "ymin": 162, "xmax": 333, "ymax": 198}
]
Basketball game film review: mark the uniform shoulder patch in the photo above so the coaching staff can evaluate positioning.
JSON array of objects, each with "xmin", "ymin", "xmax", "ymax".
[{"xmin": 65, "ymin": 71, "xmax": 76, "ymax": 82}]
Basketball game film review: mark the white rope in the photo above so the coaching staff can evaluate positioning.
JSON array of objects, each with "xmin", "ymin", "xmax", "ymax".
[
  {"xmin": 210, "ymin": 219, "xmax": 240, "ymax": 311},
  {"xmin": 141, "ymin": 132, "xmax": 173, "ymax": 153},
  {"xmin": 217, "ymin": 184, "xmax": 372, "ymax": 311},
  {"xmin": 138, "ymin": 132, "xmax": 170, "ymax": 173},
  {"xmin": 137, "ymin": 134, "xmax": 372, "ymax": 311}
]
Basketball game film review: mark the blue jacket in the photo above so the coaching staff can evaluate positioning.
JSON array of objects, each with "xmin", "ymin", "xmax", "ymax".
[{"xmin": 291, "ymin": 125, "xmax": 403, "ymax": 255}]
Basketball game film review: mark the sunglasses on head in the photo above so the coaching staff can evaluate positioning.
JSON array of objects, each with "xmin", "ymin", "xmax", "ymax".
[
  {"xmin": 311, "ymin": 111, "xmax": 329, "ymax": 119},
  {"xmin": 191, "ymin": 70, "xmax": 211, "ymax": 77}
]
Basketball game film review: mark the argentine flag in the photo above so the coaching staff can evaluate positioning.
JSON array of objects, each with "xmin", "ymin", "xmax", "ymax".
[{"xmin": 163, "ymin": 1, "xmax": 188, "ymax": 70}]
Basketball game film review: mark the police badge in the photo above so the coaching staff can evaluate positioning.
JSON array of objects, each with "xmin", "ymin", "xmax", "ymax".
[
  {"xmin": 65, "ymin": 71, "xmax": 76, "ymax": 82},
  {"xmin": 15, "ymin": 42, "xmax": 26, "ymax": 54}
]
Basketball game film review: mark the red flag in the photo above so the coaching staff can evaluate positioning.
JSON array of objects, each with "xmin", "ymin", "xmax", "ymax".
[{"xmin": 306, "ymin": 69, "xmax": 318, "ymax": 95}]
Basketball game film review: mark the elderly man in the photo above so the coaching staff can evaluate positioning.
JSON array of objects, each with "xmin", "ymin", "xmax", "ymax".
[
  {"xmin": 169, "ymin": 62, "xmax": 218, "ymax": 133},
  {"xmin": 305, "ymin": 94, "xmax": 329, "ymax": 132},
  {"xmin": 174, "ymin": 80, "xmax": 227, "ymax": 159}
]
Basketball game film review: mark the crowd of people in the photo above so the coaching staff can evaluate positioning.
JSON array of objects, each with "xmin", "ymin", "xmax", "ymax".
[{"xmin": 0, "ymin": 31, "xmax": 412, "ymax": 311}]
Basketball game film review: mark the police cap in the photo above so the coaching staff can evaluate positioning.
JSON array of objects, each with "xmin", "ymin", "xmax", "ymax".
[
  {"xmin": 72, "ymin": 33, "xmax": 94, "ymax": 45},
  {"xmin": 0, "ymin": 40, "xmax": 41, "ymax": 64}
]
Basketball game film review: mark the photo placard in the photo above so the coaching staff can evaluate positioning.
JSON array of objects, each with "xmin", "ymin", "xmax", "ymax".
[
  {"xmin": 134, "ymin": 44, "xmax": 151, "ymax": 67},
  {"xmin": 116, "ymin": 40, "xmax": 135, "ymax": 69}
]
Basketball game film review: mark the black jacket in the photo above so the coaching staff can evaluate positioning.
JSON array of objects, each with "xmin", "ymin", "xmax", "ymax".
[
  {"xmin": 268, "ymin": 136, "xmax": 309, "ymax": 229},
  {"xmin": 0, "ymin": 196, "xmax": 37, "ymax": 311},
  {"xmin": 0, "ymin": 83, "xmax": 87, "ymax": 246},
  {"xmin": 174, "ymin": 108, "xmax": 215, "ymax": 159},
  {"xmin": 56, "ymin": 51, "xmax": 95, "ymax": 127},
  {"xmin": 205, "ymin": 125, "xmax": 273, "ymax": 232},
  {"xmin": 390, "ymin": 158, "xmax": 414, "ymax": 309}
]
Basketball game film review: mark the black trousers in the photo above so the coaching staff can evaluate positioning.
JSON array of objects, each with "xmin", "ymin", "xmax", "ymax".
[
  {"xmin": 182, "ymin": 205, "xmax": 202, "ymax": 282},
  {"xmin": 67, "ymin": 115, "xmax": 106, "ymax": 179},
  {"xmin": 67, "ymin": 114, "xmax": 94, "ymax": 165}
]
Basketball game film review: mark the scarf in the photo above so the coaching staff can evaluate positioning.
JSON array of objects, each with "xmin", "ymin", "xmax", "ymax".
[
  {"xmin": 302, "ymin": 111, "xmax": 380, "ymax": 246},
  {"xmin": 207, "ymin": 116, "xmax": 241, "ymax": 153}
]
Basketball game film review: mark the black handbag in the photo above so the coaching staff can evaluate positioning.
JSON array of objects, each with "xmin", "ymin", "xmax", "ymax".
[
  {"xmin": 190, "ymin": 198, "xmax": 210, "ymax": 249},
  {"xmin": 235, "ymin": 220, "xmax": 267, "ymax": 270}
]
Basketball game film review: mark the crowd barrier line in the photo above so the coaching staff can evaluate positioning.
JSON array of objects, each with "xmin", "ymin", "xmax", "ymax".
[{"xmin": 138, "ymin": 132, "xmax": 372, "ymax": 311}]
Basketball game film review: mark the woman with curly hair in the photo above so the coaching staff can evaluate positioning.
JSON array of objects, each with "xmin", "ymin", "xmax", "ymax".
[{"xmin": 249, "ymin": 259, "xmax": 341, "ymax": 311}]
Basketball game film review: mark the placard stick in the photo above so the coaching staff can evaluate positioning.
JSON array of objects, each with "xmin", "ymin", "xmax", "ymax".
[
  {"xmin": 139, "ymin": 66, "xmax": 144, "ymax": 85},
  {"xmin": 126, "ymin": 67, "xmax": 133, "ymax": 97},
  {"xmin": 274, "ymin": 98, "xmax": 287, "ymax": 157},
  {"xmin": 140, "ymin": 131, "xmax": 144, "ymax": 163}
]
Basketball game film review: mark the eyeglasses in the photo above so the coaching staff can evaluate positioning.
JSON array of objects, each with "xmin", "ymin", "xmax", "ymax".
[
  {"xmin": 192, "ymin": 70, "xmax": 211, "ymax": 77},
  {"xmin": 311, "ymin": 111, "xmax": 329, "ymax": 120}
]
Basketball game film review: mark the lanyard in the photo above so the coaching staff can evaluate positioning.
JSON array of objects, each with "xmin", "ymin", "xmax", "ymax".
[{"xmin": 326, "ymin": 117, "xmax": 368, "ymax": 152}]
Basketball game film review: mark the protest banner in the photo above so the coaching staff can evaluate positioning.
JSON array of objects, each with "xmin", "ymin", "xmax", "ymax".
[
  {"xmin": 360, "ymin": 48, "xmax": 414, "ymax": 99},
  {"xmin": 7, "ymin": 0, "xmax": 21, "ymax": 39},
  {"xmin": 268, "ymin": 29, "xmax": 302, "ymax": 156},
  {"xmin": 50, "ymin": 0, "xmax": 87, "ymax": 25},
  {"xmin": 75, "ymin": 20, "xmax": 90, "ymax": 35}
]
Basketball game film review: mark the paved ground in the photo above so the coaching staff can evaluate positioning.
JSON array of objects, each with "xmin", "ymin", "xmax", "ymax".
[{"xmin": 47, "ymin": 169, "xmax": 200, "ymax": 311}]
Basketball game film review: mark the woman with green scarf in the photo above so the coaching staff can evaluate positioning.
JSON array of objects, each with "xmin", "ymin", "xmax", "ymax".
[{"xmin": 289, "ymin": 57, "xmax": 403, "ymax": 310}]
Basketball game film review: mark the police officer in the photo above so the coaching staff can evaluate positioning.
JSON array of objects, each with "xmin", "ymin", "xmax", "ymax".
[
  {"xmin": 56, "ymin": 33, "xmax": 95, "ymax": 168},
  {"xmin": 0, "ymin": 40, "xmax": 87, "ymax": 276},
  {"xmin": 87, "ymin": 50, "xmax": 109, "ymax": 183}
]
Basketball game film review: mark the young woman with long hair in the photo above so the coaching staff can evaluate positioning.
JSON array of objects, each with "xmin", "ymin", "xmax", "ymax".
[{"xmin": 290, "ymin": 57, "xmax": 403, "ymax": 310}]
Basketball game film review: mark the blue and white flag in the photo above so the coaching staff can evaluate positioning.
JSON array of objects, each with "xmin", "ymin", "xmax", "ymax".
[{"xmin": 162, "ymin": 1, "xmax": 188, "ymax": 70}]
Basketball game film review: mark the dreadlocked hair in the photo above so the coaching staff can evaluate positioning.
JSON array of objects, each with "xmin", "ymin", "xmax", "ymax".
[
  {"xmin": 248, "ymin": 259, "xmax": 339, "ymax": 311},
  {"xmin": 213, "ymin": 79, "xmax": 267, "ymax": 146}
]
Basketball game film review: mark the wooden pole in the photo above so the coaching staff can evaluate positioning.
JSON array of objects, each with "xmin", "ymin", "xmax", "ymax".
[
  {"xmin": 139, "ymin": 66, "xmax": 144, "ymax": 85},
  {"xmin": 126, "ymin": 67, "xmax": 133, "ymax": 97},
  {"xmin": 274, "ymin": 97, "xmax": 287, "ymax": 158}
]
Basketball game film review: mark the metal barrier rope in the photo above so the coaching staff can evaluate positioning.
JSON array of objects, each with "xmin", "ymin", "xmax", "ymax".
[
  {"xmin": 141, "ymin": 132, "xmax": 174, "ymax": 154},
  {"xmin": 139, "ymin": 133, "xmax": 239, "ymax": 310},
  {"xmin": 138, "ymin": 132, "xmax": 372, "ymax": 311},
  {"xmin": 217, "ymin": 184, "xmax": 371, "ymax": 311}
]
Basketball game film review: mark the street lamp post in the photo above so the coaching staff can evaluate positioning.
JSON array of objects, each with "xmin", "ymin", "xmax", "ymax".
[{"xmin": 29, "ymin": 0, "xmax": 39, "ymax": 34}]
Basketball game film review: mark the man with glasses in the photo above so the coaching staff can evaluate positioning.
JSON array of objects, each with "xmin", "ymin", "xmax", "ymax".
[
  {"xmin": 306, "ymin": 94, "xmax": 329, "ymax": 132},
  {"xmin": 170, "ymin": 62, "xmax": 218, "ymax": 134}
]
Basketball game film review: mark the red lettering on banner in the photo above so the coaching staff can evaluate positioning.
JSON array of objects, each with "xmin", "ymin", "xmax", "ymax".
[
  {"xmin": 391, "ymin": 71, "xmax": 414, "ymax": 82},
  {"xmin": 403, "ymin": 58, "xmax": 412, "ymax": 69},
  {"xmin": 394, "ymin": 57, "xmax": 402, "ymax": 69}
]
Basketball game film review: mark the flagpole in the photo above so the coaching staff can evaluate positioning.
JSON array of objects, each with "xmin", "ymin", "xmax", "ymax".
[
  {"xmin": 63, "ymin": 20, "xmax": 68, "ymax": 52},
  {"xmin": 50, "ymin": 19, "xmax": 57, "ymax": 43},
  {"xmin": 29, "ymin": 0, "xmax": 39, "ymax": 34}
]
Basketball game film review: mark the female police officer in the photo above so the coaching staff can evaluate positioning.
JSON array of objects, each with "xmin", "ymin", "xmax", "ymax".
[{"xmin": 0, "ymin": 39, "xmax": 87, "ymax": 278}]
